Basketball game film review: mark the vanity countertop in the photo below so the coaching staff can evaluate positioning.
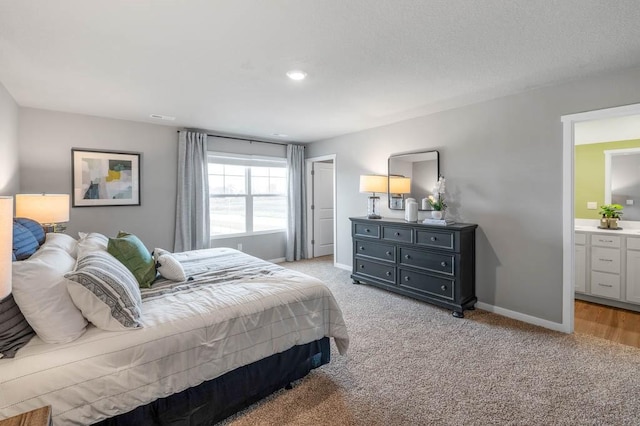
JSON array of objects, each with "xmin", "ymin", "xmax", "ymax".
[{"xmin": 575, "ymin": 225, "xmax": 640, "ymax": 236}]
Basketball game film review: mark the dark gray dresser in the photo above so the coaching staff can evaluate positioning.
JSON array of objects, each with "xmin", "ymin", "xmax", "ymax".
[{"xmin": 350, "ymin": 217, "xmax": 478, "ymax": 317}]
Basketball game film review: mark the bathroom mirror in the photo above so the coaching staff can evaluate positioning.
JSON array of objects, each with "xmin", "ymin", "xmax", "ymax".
[
  {"xmin": 388, "ymin": 150, "xmax": 439, "ymax": 210},
  {"xmin": 605, "ymin": 147, "xmax": 640, "ymax": 221}
]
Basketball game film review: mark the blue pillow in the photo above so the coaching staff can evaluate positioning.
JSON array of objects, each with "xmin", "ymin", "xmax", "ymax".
[
  {"xmin": 12, "ymin": 222, "xmax": 39, "ymax": 260},
  {"xmin": 14, "ymin": 217, "xmax": 45, "ymax": 245}
]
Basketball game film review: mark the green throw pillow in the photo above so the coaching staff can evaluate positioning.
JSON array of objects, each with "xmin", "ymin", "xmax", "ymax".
[{"xmin": 107, "ymin": 232, "xmax": 156, "ymax": 288}]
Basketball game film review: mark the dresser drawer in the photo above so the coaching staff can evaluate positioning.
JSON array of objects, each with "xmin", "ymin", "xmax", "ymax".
[
  {"xmin": 399, "ymin": 269, "xmax": 454, "ymax": 300},
  {"xmin": 399, "ymin": 247, "xmax": 455, "ymax": 276},
  {"xmin": 591, "ymin": 247, "xmax": 620, "ymax": 274},
  {"xmin": 354, "ymin": 223, "xmax": 380, "ymax": 238},
  {"xmin": 591, "ymin": 234, "xmax": 621, "ymax": 248},
  {"xmin": 382, "ymin": 226, "xmax": 413, "ymax": 243},
  {"xmin": 355, "ymin": 240, "xmax": 395, "ymax": 263},
  {"xmin": 354, "ymin": 259, "xmax": 395, "ymax": 284},
  {"xmin": 590, "ymin": 271, "xmax": 620, "ymax": 299},
  {"xmin": 415, "ymin": 230, "xmax": 455, "ymax": 250}
]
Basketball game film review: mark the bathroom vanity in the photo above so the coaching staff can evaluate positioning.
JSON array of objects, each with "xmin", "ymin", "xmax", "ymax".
[{"xmin": 575, "ymin": 224, "xmax": 640, "ymax": 312}]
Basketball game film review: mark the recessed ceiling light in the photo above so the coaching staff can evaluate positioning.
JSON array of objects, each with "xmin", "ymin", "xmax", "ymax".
[
  {"xmin": 286, "ymin": 70, "xmax": 307, "ymax": 81},
  {"xmin": 272, "ymin": 133, "xmax": 288, "ymax": 137},
  {"xmin": 149, "ymin": 114, "xmax": 176, "ymax": 121}
]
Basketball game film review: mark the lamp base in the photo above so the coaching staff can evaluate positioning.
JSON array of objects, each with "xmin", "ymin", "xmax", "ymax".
[
  {"xmin": 367, "ymin": 195, "xmax": 382, "ymax": 220},
  {"xmin": 42, "ymin": 223, "xmax": 67, "ymax": 233}
]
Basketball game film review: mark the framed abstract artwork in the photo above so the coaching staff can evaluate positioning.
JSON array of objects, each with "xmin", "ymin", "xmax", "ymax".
[{"xmin": 72, "ymin": 149, "xmax": 141, "ymax": 207}]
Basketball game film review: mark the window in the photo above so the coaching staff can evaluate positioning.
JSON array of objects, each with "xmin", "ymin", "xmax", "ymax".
[{"xmin": 208, "ymin": 153, "xmax": 287, "ymax": 237}]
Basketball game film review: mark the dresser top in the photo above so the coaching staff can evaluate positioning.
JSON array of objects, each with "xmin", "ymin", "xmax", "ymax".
[{"xmin": 350, "ymin": 216, "xmax": 478, "ymax": 231}]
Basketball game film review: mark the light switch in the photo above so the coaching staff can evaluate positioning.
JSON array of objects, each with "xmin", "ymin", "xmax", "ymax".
[
  {"xmin": 587, "ymin": 202, "xmax": 598, "ymax": 210},
  {"xmin": 627, "ymin": 199, "xmax": 634, "ymax": 206}
]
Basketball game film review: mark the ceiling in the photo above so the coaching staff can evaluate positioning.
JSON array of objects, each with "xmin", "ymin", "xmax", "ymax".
[{"xmin": 2, "ymin": 1, "xmax": 640, "ymax": 143}]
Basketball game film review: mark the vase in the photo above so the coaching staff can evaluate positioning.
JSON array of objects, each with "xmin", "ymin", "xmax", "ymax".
[
  {"xmin": 405, "ymin": 200, "xmax": 418, "ymax": 222},
  {"xmin": 608, "ymin": 217, "xmax": 619, "ymax": 229},
  {"xmin": 431, "ymin": 210, "xmax": 443, "ymax": 220}
]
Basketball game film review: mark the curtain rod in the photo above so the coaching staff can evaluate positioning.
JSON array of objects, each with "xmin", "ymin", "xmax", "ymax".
[{"xmin": 177, "ymin": 130, "xmax": 289, "ymax": 147}]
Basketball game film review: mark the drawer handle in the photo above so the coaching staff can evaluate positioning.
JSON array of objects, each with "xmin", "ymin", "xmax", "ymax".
[
  {"xmin": 597, "ymin": 283, "xmax": 613, "ymax": 288},
  {"xmin": 386, "ymin": 251, "xmax": 392, "ymax": 256},
  {"xmin": 359, "ymin": 264, "xmax": 365, "ymax": 269},
  {"xmin": 598, "ymin": 258, "xmax": 613, "ymax": 262},
  {"xmin": 404, "ymin": 276, "xmax": 410, "ymax": 281},
  {"xmin": 600, "ymin": 239, "xmax": 613, "ymax": 243},
  {"xmin": 359, "ymin": 246, "xmax": 365, "ymax": 251},
  {"xmin": 430, "ymin": 236, "xmax": 437, "ymax": 242},
  {"xmin": 440, "ymin": 261, "xmax": 447, "ymax": 267},
  {"xmin": 441, "ymin": 285, "xmax": 447, "ymax": 291},
  {"xmin": 365, "ymin": 228, "xmax": 370, "ymax": 233},
  {"xmin": 405, "ymin": 254, "xmax": 411, "ymax": 260},
  {"xmin": 395, "ymin": 232, "xmax": 401, "ymax": 236},
  {"xmin": 386, "ymin": 271, "xmax": 392, "ymax": 277}
]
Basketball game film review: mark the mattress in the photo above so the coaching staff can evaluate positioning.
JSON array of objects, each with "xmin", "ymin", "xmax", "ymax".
[{"xmin": 0, "ymin": 248, "xmax": 349, "ymax": 425}]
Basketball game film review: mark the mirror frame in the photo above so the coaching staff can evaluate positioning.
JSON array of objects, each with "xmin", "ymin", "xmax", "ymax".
[{"xmin": 387, "ymin": 150, "xmax": 440, "ymax": 211}]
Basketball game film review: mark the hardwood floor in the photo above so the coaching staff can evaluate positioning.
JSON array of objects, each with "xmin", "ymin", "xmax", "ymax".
[{"xmin": 574, "ymin": 300, "xmax": 640, "ymax": 348}]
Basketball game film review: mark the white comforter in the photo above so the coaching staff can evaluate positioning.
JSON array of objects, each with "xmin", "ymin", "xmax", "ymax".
[{"xmin": 0, "ymin": 248, "xmax": 349, "ymax": 425}]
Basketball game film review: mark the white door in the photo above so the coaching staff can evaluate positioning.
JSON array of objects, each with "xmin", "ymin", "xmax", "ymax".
[{"xmin": 312, "ymin": 162, "xmax": 334, "ymax": 257}]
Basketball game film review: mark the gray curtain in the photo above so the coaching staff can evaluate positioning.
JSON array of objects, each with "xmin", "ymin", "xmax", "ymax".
[
  {"xmin": 286, "ymin": 144, "xmax": 307, "ymax": 261},
  {"xmin": 174, "ymin": 131, "xmax": 210, "ymax": 252}
]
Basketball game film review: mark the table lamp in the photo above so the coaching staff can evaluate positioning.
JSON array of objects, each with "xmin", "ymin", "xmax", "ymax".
[
  {"xmin": 389, "ymin": 175, "xmax": 411, "ymax": 209},
  {"xmin": 16, "ymin": 194, "xmax": 70, "ymax": 233},
  {"xmin": 0, "ymin": 196, "xmax": 13, "ymax": 300},
  {"xmin": 359, "ymin": 175, "xmax": 387, "ymax": 219}
]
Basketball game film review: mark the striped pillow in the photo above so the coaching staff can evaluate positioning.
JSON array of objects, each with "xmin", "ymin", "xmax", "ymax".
[
  {"xmin": 0, "ymin": 294, "xmax": 36, "ymax": 358},
  {"xmin": 65, "ymin": 251, "xmax": 143, "ymax": 331}
]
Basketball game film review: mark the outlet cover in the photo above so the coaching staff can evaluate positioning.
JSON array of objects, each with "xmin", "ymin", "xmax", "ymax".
[
  {"xmin": 627, "ymin": 199, "xmax": 634, "ymax": 206},
  {"xmin": 587, "ymin": 202, "xmax": 598, "ymax": 210}
]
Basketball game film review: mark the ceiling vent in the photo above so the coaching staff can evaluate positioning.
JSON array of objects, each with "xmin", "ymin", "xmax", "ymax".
[{"xmin": 149, "ymin": 114, "xmax": 176, "ymax": 121}]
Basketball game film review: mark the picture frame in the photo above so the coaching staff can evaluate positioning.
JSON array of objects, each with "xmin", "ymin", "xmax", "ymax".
[{"xmin": 72, "ymin": 148, "xmax": 141, "ymax": 207}]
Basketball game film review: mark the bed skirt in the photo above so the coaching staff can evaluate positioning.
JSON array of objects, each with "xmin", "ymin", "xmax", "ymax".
[{"xmin": 93, "ymin": 337, "xmax": 330, "ymax": 425}]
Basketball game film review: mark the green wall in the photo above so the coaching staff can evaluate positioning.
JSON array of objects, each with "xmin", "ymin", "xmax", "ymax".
[{"xmin": 575, "ymin": 139, "xmax": 640, "ymax": 218}]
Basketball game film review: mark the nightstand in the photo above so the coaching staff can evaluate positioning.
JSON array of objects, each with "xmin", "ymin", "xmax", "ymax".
[{"xmin": 0, "ymin": 406, "xmax": 52, "ymax": 426}]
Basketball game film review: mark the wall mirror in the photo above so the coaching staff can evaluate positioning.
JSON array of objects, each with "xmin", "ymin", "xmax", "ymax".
[
  {"xmin": 388, "ymin": 150, "xmax": 439, "ymax": 210},
  {"xmin": 605, "ymin": 147, "xmax": 640, "ymax": 221}
]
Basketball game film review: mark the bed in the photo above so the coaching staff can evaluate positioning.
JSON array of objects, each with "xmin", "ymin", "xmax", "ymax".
[{"xmin": 0, "ymin": 222, "xmax": 349, "ymax": 425}]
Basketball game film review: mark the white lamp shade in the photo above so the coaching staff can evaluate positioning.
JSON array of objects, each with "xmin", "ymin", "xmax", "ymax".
[
  {"xmin": 0, "ymin": 196, "xmax": 13, "ymax": 299},
  {"xmin": 359, "ymin": 175, "xmax": 388, "ymax": 193},
  {"xmin": 16, "ymin": 194, "xmax": 70, "ymax": 224},
  {"xmin": 389, "ymin": 176, "xmax": 411, "ymax": 194}
]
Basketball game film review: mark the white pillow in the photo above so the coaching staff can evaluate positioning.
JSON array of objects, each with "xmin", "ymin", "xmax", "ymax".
[
  {"xmin": 77, "ymin": 232, "xmax": 108, "ymax": 258},
  {"xmin": 153, "ymin": 248, "xmax": 187, "ymax": 282},
  {"xmin": 12, "ymin": 246, "xmax": 87, "ymax": 344},
  {"xmin": 42, "ymin": 232, "xmax": 78, "ymax": 258},
  {"xmin": 65, "ymin": 251, "xmax": 143, "ymax": 331}
]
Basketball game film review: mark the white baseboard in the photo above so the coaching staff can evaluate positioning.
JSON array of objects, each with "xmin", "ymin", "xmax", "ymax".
[
  {"xmin": 334, "ymin": 262, "xmax": 351, "ymax": 271},
  {"xmin": 269, "ymin": 257, "xmax": 286, "ymax": 264},
  {"xmin": 475, "ymin": 302, "xmax": 567, "ymax": 333}
]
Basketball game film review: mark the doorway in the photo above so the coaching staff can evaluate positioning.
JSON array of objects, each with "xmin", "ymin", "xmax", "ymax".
[
  {"xmin": 561, "ymin": 103, "xmax": 640, "ymax": 334},
  {"xmin": 306, "ymin": 155, "xmax": 337, "ymax": 261}
]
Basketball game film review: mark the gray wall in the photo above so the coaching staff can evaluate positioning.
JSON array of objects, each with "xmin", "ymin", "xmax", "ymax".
[
  {"xmin": 19, "ymin": 108, "xmax": 178, "ymax": 250},
  {"xmin": 307, "ymin": 66, "xmax": 640, "ymax": 324},
  {"xmin": 17, "ymin": 110, "xmax": 287, "ymax": 260},
  {"xmin": 0, "ymin": 81, "xmax": 19, "ymax": 195}
]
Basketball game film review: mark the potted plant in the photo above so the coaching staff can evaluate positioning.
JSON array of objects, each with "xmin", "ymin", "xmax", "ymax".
[
  {"xmin": 599, "ymin": 204, "xmax": 624, "ymax": 229},
  {"xmin": 427, "ymin": 176, "xmax": 447, "ymax": 219}
]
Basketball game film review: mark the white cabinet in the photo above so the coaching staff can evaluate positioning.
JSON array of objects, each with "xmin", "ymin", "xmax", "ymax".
[
  {"xmin": 575, "ymin": 229, "xmax": 640, "ymax": 308},
  {"xmin": 626, "ymin": 238, "xmax": 640, "ymax": 304},
  {"xmin": 575, "ymin": 239, "xmax": 586, "ymax": 293}
]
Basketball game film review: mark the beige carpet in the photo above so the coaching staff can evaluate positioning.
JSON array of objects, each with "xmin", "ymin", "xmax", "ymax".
[{"xmin": 220, "ymin": 256, "xmax": 640, "ymax": 425}]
